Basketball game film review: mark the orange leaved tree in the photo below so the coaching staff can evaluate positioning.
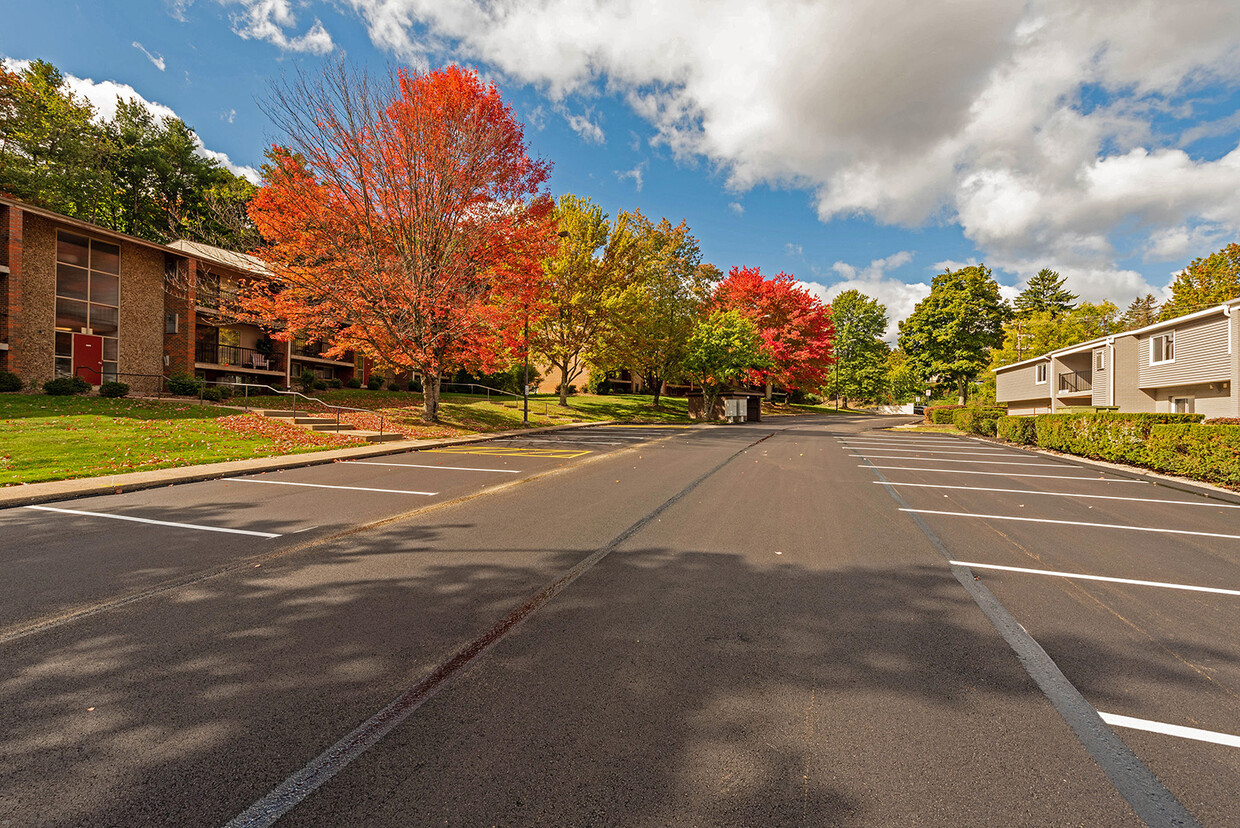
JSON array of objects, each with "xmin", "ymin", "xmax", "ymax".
[{"xmin": 243, "ymin": 61, "xmax": 553, "ymax": 422}]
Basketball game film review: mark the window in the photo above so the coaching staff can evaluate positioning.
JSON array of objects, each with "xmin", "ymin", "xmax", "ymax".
[
  {"xmin": 1172, "ymin": 396, "xmax": 1193, "ymax": 414},
  {"xmin": 1034, "ymin": 363, "xmax": 1047, "ymax": 384},
  {"xmin": 1095, "ymin": 350, "xmax": 1105, "ymax": 370},
  {"xmin": 55, "ymin": 232, "xmax": 120, "ymax": 381},
  {"xmin": 1151, "ymin": 332, "xmax": 1174, "ymax": 364}
]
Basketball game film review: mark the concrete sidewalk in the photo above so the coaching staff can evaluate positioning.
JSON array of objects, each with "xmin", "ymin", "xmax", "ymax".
[{"xmin": 0, "ymin": 420, "xmax": 619, "ymax": 509}]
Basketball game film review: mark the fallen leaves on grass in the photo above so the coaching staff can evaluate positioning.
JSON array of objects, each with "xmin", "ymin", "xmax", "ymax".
[{"xmin": 216, "ymin": 414, "xmax": 366, "ymax": 449}]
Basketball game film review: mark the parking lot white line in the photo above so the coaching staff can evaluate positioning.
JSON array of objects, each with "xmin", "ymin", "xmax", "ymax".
[
  {"xmin": 950, "ymin": 560, "xmax": 1240, "ymax": 597},
  {"xmin": 842, "ymin": 447, "xmax": 1024, "ymax": 456},
  {"xmin": 863, "ymin": 465, "xmax": 1143, "ymax": 481},
  {"xmin": 1099, "ymin": 712, "xmax": 1240, "ymax": 749},
  {"xmin": 228, "ymin": 479, "xmax": 437, "ymax": 496},
  {"xmin": 344, "ymin": 461, "xmax": 520, "ymax": 474},
  {"xmin": 842, "ymin": 438, "xmax": 973, "ymax": 445},
  {"xmin": 23, "ymin": 505, "xmax": 281, "ymax": 538},
  {"xmin": 849, "ymin": 455, "xmax": 1062, "ymax": 467},
  {"xmin": 903, "ymin": 509, "xmax": 1240, "ymax": 540},
  {"xmin": 878, "ymin": 481, "xmax": 1240, "ymax": 508}
]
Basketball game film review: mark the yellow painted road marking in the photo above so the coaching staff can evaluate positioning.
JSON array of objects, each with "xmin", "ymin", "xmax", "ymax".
[
  {"xmin": 603, "ymin": 424, "xmax": 693, "ymax": 428},
  {"xmin": 425, "ymin": 447, "xmax": 591, "ymax": 459}
]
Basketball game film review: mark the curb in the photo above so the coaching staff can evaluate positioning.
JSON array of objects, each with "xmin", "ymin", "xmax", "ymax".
[
  {"xmin": 883, "ymin": 424, "xmax": 1240, "ymax": 505},
  {"xmin": 0, "ymin": 420, "xmax": 633, "ymax": 509}
]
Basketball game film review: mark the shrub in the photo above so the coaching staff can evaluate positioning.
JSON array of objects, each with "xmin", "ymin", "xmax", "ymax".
[
  {"xmin": 925, "ymin": 404, "xmax": 963, "ymax": 424},
  {"xmin": 166, "ymin": 372, "xmax": 202, "ymax": 396},
  {"xmin": 1146, "ymin": 424, "xmax": 1240, "ymax": 487},
  {"xmin": 997, "ymin": 416, "xmax": 1036, "ymax": 445},
  {"xmin": 0, "ymin": 371, "xmax": 21, "ymax": 392},
  {"xmin": 367, "ymin": 378, "xmax": 383, "ymax": 390},
  {"xmin": 387, "ymin": 381, "xmax": 402, "ymax": 391},
  {"xmin": 98, "ymin": 381, "xmax": 129, "ymax": 398},
  {"xmin": 408, "ymin": 379, "xmax": 422, "ymax": 392},
  {"xmin": 43, "ymin": 376, "xmax": 90, "ymax": 395},
  {"xmin": 312, "ymin": 379, "xmax": 328, "ymax": 390},
  {"xmin": 327, "ymin": 378, "xmax": 343, "ymax": 388},
  {"xmin": 201, "ymin": 386, "xmax": 226, "ymax": 402},
  {"xmin": 298, "ymin": 370, "xmax": 318, "ymax": 392},
  {"xmin": 345, "ymin": 377, "xmax": 362, "ymax": 389},
  {"xmin": 1034, "ymin": 412, "xmax": 1204, "ymax": 465},
  {"xmin": 1205, "ymin": 417, "xmax": 1240, "ymax": 425}
]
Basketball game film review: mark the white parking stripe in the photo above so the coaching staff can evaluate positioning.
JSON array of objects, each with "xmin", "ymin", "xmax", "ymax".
[
  {"xmin": 23, "ymin": 505, "xmax": 281, "ymax": 538},
  {"xmin": 950, "ymin": 560, "xmax": 1240, "ymax": 597},
  {"xmin": 843, "ymin": 447, "xmax": 1024, "ymax": 456},
  {"xmin": 863, "ymin": 465, "xmax": 1142, "ymax": 481},
  {"xmin": 344, "ymin": 461, "xmax": 520, "ymax": 474},
  {"xmin": 229, "ymin": 479, "xmax": 437, "ymax": 496},
  {"xmin": 904, "ymin": 509, "xmax": 1240, "ymax": 540},
  {"xmin": 842, "ymin": 438, "xmax": 974, "ymax": 445},
  {"xmin": 1099, "ymin": 712, "xmax": 1240, "ymax": 749},
  {"xmin": 878, "ymin": 482, "xmax": 1240, "ymax": 508},
  {"xmin": 849, "ymin": 455, "xmax": 1063, "ymax": 467},
  {"xmin": 498, "ymin": 438, "xmax": 627, "ymax": 445}
]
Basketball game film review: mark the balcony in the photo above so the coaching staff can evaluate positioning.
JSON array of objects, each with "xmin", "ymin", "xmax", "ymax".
[
  {"xmin": 195, "ymin": 342, "xmax": 283, "ymax": 372},
  {"xmin": 291, "ymin": 341, "xmax": 352, "ymax": 365},
  {"xmin": 1058, "ymin": 370, "xmax": 1092, "ymax": 395}
]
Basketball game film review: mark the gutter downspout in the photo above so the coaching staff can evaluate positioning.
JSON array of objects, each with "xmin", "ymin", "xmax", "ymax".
[
  {"xmin": 1106, "ymin": 336, "xmax": 1115, "ymax": 409},
  {"xmin": 1224, "ymin": 305, "xmax": 1238, "ymax": 417}
]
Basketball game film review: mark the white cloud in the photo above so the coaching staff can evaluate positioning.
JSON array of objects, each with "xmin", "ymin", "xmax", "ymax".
[
  {"xmin": 615, "ymin": 161, "xmax": 646, "ymax": 192},
  {"xmin": 226, "ymin": 0, "xmax": 334, "ymax": 54},
  {"xmin": 798, "ymin": 251, "xmax": 922, "ymax": 339},
  {"xmin": 728, "ymin": 202, "xmax": 744, "ymax": 215},
  {"xmin": 222, "ymin": 108, "xmax": 237, "ymax": 123},
  {"xmin": 558, "ymin": 106, "xmax": 605, "ymax": 144},
  {"xmin": 784, "ymin": 243, "xmax": 802, "ymax": 257},
  {"xmin": 335, "ymin": 0, "xmax": 1240, "ymax": 294},
  {"xmin": 165, "ymin": 0, "xmax": 194, "ymax": 22},
  {"xmin": 132, "ymin": 42, "xmax": 166, "ymax": 71}
]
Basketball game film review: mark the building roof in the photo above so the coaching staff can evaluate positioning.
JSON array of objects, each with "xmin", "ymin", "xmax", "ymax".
[
  {"xmin": 1, "ymin": 195, "xmax": 175, "ymax": 256},
  {"xmin": 994, "ymin": 296, "xmax": 1240, "ymax": 374},
  {"xmin": 167, "ymin": 239, "xmax": 270, "ymax": 276}
]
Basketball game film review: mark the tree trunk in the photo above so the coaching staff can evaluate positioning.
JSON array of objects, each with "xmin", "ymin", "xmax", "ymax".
[
  {"xmin": 558, "ymin": 370, "xmax": 569, "ymax": 406},
  {"xmin": 957, "ymin": 377, "xmax": 968, "ymax": 406},
  {"xmin": 651, "ymin": 376, "xmax": 662, "ymax": 407},
  {"xmin": 703, "ymin": 385, "xmax": 720, "ymax": 422},
  {"xmin": 765, "ymin": 380, "xmax": 772, "ymax": 401},
  {"xmin": 423, "ymin": 372, "xmax": 441, "ymax": 423}
]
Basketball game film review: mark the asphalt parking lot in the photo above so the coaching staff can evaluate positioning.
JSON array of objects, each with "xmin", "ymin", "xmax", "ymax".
[{"xmin": 2, "ymin": 416, "xmax": 1238, "ymax": 827}]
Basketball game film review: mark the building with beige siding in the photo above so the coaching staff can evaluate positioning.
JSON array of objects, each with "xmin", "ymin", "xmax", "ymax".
[{"xmin": 995, "ymin": 298, "xmax": 1240, "ymax": 417}]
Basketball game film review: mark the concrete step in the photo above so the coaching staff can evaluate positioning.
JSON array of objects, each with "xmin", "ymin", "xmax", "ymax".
[
  {"xmin": 256, "ymin": 410, "xmax": 296, "ymax": 418},
  {"xmin": 305, "ymin": 421, "xmax": 353, "ymax": 431},
  {"xmin": 351, "ymin": 431, "xmax": 404, "ymax": 443}
]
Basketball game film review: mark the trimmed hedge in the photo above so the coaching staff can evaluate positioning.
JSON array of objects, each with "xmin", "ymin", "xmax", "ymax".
[
  {"xmin": 1147, "ymin": 424, "xmax": 1240, "ymax": 487},
  {"xmin": 997, "ymin": 415, "xmax": 1036, "ymax": 444},
  {"xmin": 43, "ymin": 376, "xmax": 91, "ymax": 396},
  {"xmin": 99, "ymin": 381, "xmax": 130, "ymax": 398},
  {"xmin": 0, "ymin": 371, "xmax": 22, "ymax": 392},
  {"xmin": 1205, "ymin": 417, "xmax": 1240, "ymax": 425},
  {"xmin": 953, "ymin": 407, "xmax": 1006, "ymax": 436},
  {"xmin": 925, "ymin": 404, "xmax": 964, "ymax": 424},
  {"xmin": 1034, "ymin": 413, "xmax": 1204, "ymax": 465}
]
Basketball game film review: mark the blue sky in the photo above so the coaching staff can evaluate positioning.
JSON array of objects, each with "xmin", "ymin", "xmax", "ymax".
[{"xmin": 6, "ymin": 1, "xmax": 1240, "ymax": 336}]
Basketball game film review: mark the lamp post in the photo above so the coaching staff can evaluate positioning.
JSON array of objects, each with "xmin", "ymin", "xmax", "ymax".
[{"xmin": 522, "ymin": 302, "xmax": 530, "ymax": 425}]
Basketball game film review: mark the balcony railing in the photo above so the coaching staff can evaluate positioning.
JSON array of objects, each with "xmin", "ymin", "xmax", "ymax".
[
  {"xmin": 196, "ymin": 342, "xmax": 282, "ymax": 371},
  {"xmin": 291, "ymin": 342, "xmax": 351, "ymax": 364},
  {"xmin": 1058, "ymin": 370, "xmax": 1092, "ymax": 394}
]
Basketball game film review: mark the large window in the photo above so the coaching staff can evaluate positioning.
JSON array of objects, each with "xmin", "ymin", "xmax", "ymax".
[
  {"xmin": 55, "ymin": 232, "xmax": 120, "ymax": 381},
  {"xmin": 1151, "ymin": 332, "xmax": 1174, "ymax": 364}
]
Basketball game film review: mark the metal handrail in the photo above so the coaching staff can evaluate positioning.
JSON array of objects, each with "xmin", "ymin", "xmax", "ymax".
[
  {"xmin": 439, "ymin": 382, "xmax": 521, "ymax": 402},
  {"xmin": 216, "ymin": 381, "xmax": 386, "ymax": 438}
]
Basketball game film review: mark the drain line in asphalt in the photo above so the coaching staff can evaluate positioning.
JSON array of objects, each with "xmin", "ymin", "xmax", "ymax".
[
  {"xmin": 861, "ymin": 451, "xmax": 1201, "ymax": 828},
  {"xmin": 223, "ymin": 427, "xmax": 781, "ymax": 828}
]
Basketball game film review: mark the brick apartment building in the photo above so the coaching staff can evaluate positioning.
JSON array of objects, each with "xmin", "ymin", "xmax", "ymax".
[{"xmin": 0, "ymin": 196, "xmax": 361, "ymax": 393}]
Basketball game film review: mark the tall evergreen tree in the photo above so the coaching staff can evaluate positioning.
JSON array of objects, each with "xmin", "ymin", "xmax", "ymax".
[
  {"xmin": 1013, "ymin": 268, "xmax": 1077, "ymax": 317},
  {"xmin": 898, "ymin": 264, "xmax": 1011, "ymax": 404},
  {"xmin": 1119, "ymin": 293, "xmax": 1160, "ymax": 330},
  {"xmin": 1160, "ymin": 244, "xmax": 1240, "ymax": 320}
]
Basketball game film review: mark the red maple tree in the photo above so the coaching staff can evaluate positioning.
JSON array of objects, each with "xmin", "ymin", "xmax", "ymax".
[
  {"xmin": 712, "ymin": 266, "xmax": 835, "ymax": 390},
  {"xmin": 242, "ymin": 62, "xmax": 553, "ymax": 421}
]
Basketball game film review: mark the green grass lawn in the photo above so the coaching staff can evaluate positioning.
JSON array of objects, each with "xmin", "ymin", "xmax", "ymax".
[{"xmin": 0, "ymin": 394, "xmax": 360, "ymax": 486}]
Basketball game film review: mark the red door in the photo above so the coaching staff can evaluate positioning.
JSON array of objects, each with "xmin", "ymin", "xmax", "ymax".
[{"xmin": 72, "ymin": 334, "xmax": 103, "ymax": 385}]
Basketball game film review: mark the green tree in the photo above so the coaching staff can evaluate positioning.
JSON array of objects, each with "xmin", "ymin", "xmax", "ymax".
[
  {"xmin": 1160, "ymin": 243, "xmax": 1240, "ymax": 320},
  {"xmin": 823, "ymin": 289, "xmax": 889, "ymax": 404},
  {"xmin": 592, "ymin": 212, "xmax": 719, "ymax": 405},
  {"xmin": 898, "ymin": 264, "xmax": 1010, "ymax": 405},
  {"xmin": 683, "ymin": 310, "xmax": 768, "ymax": 420},
  {"xmin": 1013, "ymin": 268, "xmax": 1077, "ymax": 317},
  {"xmin": 532, "ymin": 194, "xmax": 641, "ymax": 405},
  {"xmin": 1118, "ymin": 293, "xmax": 1160, "ymax": 330},
  {"xmin": 884, "ymin": 348, "xmax": 923, "ymax": 404},
  {"xmin": 988, "ymin": 302, "xmax": 1119, "ymax": 369},
  {"xmin": 0, "ymin": 60, "xmax": 110, "ymax": 221}
]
